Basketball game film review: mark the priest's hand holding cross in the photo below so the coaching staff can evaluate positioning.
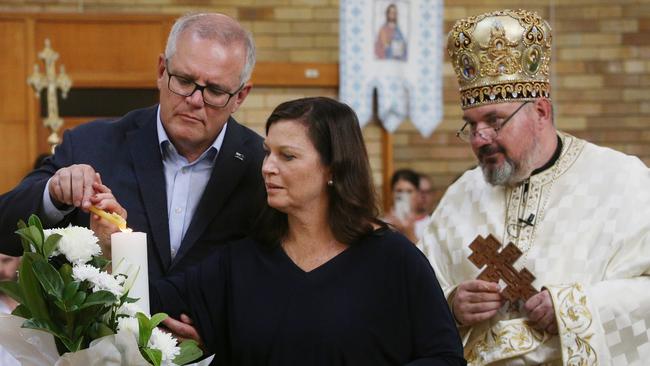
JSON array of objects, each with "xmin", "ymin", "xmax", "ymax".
[
  {"xmin": 451, "ymin": 279, "xmax": 504, "ymax": 326},
  {"xmin": 454, "ymin": 234, "xmax": 558, "ymax": 334},
  {"xmin": 524, "ymin": 290, "xmax": 558, "ymax": 334},
  {"xmin": 450, "ymin": 269, "xmax": 558, "ymax": 335}
]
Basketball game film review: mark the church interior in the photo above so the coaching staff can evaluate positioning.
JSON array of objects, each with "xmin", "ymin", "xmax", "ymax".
[
  {"xmin": 0, "ymin": 1, "xmax": 649, "ymax": 365},
  {"xmin": 0, "ymin": 0, "xmax": 649, "ymax": 211}
]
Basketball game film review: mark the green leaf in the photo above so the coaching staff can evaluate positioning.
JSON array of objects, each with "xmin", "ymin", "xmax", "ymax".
[
  {"xmin": 23, "ymin": 318, "xmax": 65, "ymax": 340},
  {"xmin": 174, "ymin": 340, "xmax": 203, "ymax": 365},
  {"xmin": 14, "ymin": 223, "xmax": 46, "ymax": 256},
  {"xmin": 122, "ymin": 296, "xmax": 139, "ymax": 304},
  {"xmin": 142, "ymin": 348, "xmax": 162, "ymax": 366},
  {"xmin": 73, "ymin": 324, "xmax": 85, "ymax": 339},
  {"xmin": 88, "ymin": 322, "xmax": 115, "ymax": 339},
  {"xmin": 42, "ymin": 233, "xmax": 61, "ymax": 259},
  {"xmin": 54, "ymin": 299, "xmax": 68, "ymax": 312},
  {"xmin": 62, "ymin": 281, "xmax": 80, "ymax": 301},
  {"xmin": 148, "ymin": 313, "xmax": 168, "ymax": 329},
  {"xmin": 136, "ymin": 312, "xmax": 153, "ymax": 347},
  {"xmin": 12, "ymin": 304, "xmax": 31, "ymax": 318},
  {"xmin": 27, "ymin": 215, "xmax": 45, "ymax": 250},
  {"xmin": 16, "ymin": 220, "xmax": 32, "ymax": 253},
  {"xmin": 27, "ymin": 225, "xmax": 44, "ymax": 253},
  {"xmin": 59, "ymin": 335, "xmax": 84, "ymax": 353},
  {"xmin": 76, "ymin": 305, "xmax": 109, "ymax": 331},
  {"xmin": 59, "ymin": 263, "xmax": 73, "ymax": 284},
  {"xmin": 27, "ymin": 214, "xmax": 44, "ymax": 237},
  {"xmin": 14, "ymin": 227, "xmax": 38, "ymax": 252},
  {"xmin": 0, "ymin": 280, "xmax": 24, "ymax": 304},
  {"xmin": 32, "ymin": 259, "xmax": 64, "ymax": 300},
  {"xmin": 18, "ymin": 253, "xmax": 51, "ymax": 323},
  {"xmin": 71, "ymin": 291, "xmax": 87, "ymax": 307},
  {"xmin": 89, "ymin": 256, "xmax": 110, "ymax": 271},
  {"xmin": 79, "ymin": 291, "xmax": 117, "ymax": 309}
]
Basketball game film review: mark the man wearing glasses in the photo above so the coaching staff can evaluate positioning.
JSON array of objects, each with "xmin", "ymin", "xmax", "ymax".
[
  {"xmin": 419, "ymin": 9, "xmax": 650, "ymax": 365},
  {"xmin": 0, "ymin": 13, "xmax": 265, "ymax": 281}
]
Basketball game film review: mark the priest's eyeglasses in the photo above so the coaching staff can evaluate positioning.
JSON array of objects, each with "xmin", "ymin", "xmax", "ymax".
[
  {"xmin": 456, "ymin": 101, "xmax": 531, "ymax": 142},
  {"xmin": 165, "ymin": 62, "xmax": 243, "ymax": 108}
]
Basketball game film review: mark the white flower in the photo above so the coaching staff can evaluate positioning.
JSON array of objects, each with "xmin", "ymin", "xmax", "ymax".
[
  {"xmin": 117, "ymin": 316, "xmax": 140, "ymax": 338},
  {"xmin": 45, "ymin": 226, "xmax": 101, "ymax": 265},
  {"xmin": 72, "ymin": 263, "xmax": 100, "ymax": 282},
  {"xmin": 148, "ymin": 327, "xmax": 180, "ymax": 366},
  {"xmin": 92, "ymin": 271, "xmax": 124, "ymax": 297},
  {"xmin": 72, "ymin": 264, "xmax": 124, "ymax": 297}
]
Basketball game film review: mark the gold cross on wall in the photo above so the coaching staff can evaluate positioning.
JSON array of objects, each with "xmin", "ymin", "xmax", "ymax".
[{"xmin": 27, "ymin": 39, "xmax": 73, "ymax": 151}]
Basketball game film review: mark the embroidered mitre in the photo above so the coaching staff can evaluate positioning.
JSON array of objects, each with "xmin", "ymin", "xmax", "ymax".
[{"xmin": 447, "ymin": 9, "xmax": 552, "ymax": 109}]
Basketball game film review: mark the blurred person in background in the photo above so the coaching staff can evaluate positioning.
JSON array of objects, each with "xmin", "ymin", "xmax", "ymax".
[
  {"xmin": 416, "ymin": 174, "xmax": 436, "ymax": 217},
  {"xmin": 383, "ymin": 168, "xmax": 423, "ymax": 242}
]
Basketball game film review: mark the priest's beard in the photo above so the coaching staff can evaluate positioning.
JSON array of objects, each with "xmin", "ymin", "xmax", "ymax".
[{"xmin": 479, "ymin": 136, "xmax": 540, "ymax": 187}]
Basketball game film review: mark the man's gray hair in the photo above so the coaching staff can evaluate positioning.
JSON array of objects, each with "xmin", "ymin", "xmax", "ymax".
[{"xmin": 164, "ymin": 13, "xmax": 256, "ymax": 84}]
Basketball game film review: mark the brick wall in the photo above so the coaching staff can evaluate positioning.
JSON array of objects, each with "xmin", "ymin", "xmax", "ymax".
[{"xmin": 3, "ymin": 0, "xmax": 649, "ymax": 211}]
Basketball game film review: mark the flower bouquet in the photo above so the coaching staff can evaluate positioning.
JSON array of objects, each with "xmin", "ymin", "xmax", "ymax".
[{"xmin": 0, "ymin": 215, "xmax": 202, "ymax": 366}]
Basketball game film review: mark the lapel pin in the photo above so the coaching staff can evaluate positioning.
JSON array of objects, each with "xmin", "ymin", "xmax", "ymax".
[{"xmin": 234, "ymin": 152, "xmax": 245, "ymax": 161}]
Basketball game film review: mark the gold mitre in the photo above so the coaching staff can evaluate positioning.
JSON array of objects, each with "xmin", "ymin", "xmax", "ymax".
[{"xmin": 447, "ymin": 9, "xmax": 552, "ymax": 109}]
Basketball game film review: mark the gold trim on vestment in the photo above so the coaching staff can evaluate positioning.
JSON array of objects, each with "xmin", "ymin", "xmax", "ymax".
[{"xmin": 547, "ymin": 283, "xmax": 598, "ymax": 365}]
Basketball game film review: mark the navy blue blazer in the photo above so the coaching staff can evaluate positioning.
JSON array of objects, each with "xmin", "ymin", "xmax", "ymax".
[{"xmin": 0, "ymin": 106, "xmax": 266, "ymax": 280}]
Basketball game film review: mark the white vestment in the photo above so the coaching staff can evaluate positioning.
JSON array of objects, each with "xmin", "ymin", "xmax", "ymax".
[{"xmin": 420, "ymin": 133, "xmax": 650, "ymax": 365}]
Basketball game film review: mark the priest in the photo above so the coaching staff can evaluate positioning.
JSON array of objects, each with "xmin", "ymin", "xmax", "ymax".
[{"xmin": 419, "ymin": 9, "xmax": 650, "ymax": 365}]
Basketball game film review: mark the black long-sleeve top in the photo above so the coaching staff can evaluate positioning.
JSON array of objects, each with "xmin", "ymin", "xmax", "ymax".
[{"xmin": 151, "ymin": 229, "xmax": 466, "ymax": 366}]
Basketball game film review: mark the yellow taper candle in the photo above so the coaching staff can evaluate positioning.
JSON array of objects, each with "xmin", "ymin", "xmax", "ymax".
[{"xmin": 89, "ymin": 205, "xmax": 127, "ymax": 231}]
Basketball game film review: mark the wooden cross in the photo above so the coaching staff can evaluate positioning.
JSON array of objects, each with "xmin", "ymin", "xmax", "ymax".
[
  {"xmin": 27, "ymin": 39, "xmax": 72, "ymax": 150},
  {"xmin": 468, "ymin": 234, "xmax": 538, "ymax": 302}
]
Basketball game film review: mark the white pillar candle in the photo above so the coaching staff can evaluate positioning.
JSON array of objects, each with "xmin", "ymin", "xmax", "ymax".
[{"xmin": 111, "ymin": 231, "xmax": 150, "ymax": 314}]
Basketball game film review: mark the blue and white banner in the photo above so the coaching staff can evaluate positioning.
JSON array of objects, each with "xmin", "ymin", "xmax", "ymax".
[{"xmin": 339, "ymin": 0, "xmax": 444, "ymax": 137}]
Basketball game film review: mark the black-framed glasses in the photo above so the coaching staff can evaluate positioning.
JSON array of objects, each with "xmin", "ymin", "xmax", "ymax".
[
  {"xmin": 165, "ymin": 60, "xmax": 243, "ymax": 108},
  {"xmin": 456, "ymin": 101, "xmax": 531, "ymax": 143}
]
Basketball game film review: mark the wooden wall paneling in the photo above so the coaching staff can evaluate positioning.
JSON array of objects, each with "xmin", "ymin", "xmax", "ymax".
[
  {"xmin": 0, "ymin": 123, "xmax": 31, "ymax": 191},
  {"xmin": 34, "ymin": 18, "xmax": 168, "ymax": 88},
  {"xmin": 0, "ymin": 20, "xmax": 28, "ymax": 122},
  {"xmin": 26, "ymin": 17, "xmax": 38, "ymax": 175},
  {"xmin": 252, "ymin": 62, "xmax": 338, "ymax": 87},
  {"xmin": 0, "ymin": 18, "xmax": 32, "ymax": 192},
  {"xmin": 161, "ymin": 19, "xmax": 174, "ymax": 52}
]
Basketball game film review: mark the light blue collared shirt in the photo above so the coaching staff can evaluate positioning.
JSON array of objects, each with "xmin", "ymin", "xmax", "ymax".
[{"xmin": 156, "ymin": 107, "xmax": 226, "ymax": 259}]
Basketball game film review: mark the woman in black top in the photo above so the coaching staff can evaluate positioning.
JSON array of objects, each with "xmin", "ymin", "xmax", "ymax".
[{"xmin": 102, "ymin": 97, "xmax": 465, "ymax": 365}]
